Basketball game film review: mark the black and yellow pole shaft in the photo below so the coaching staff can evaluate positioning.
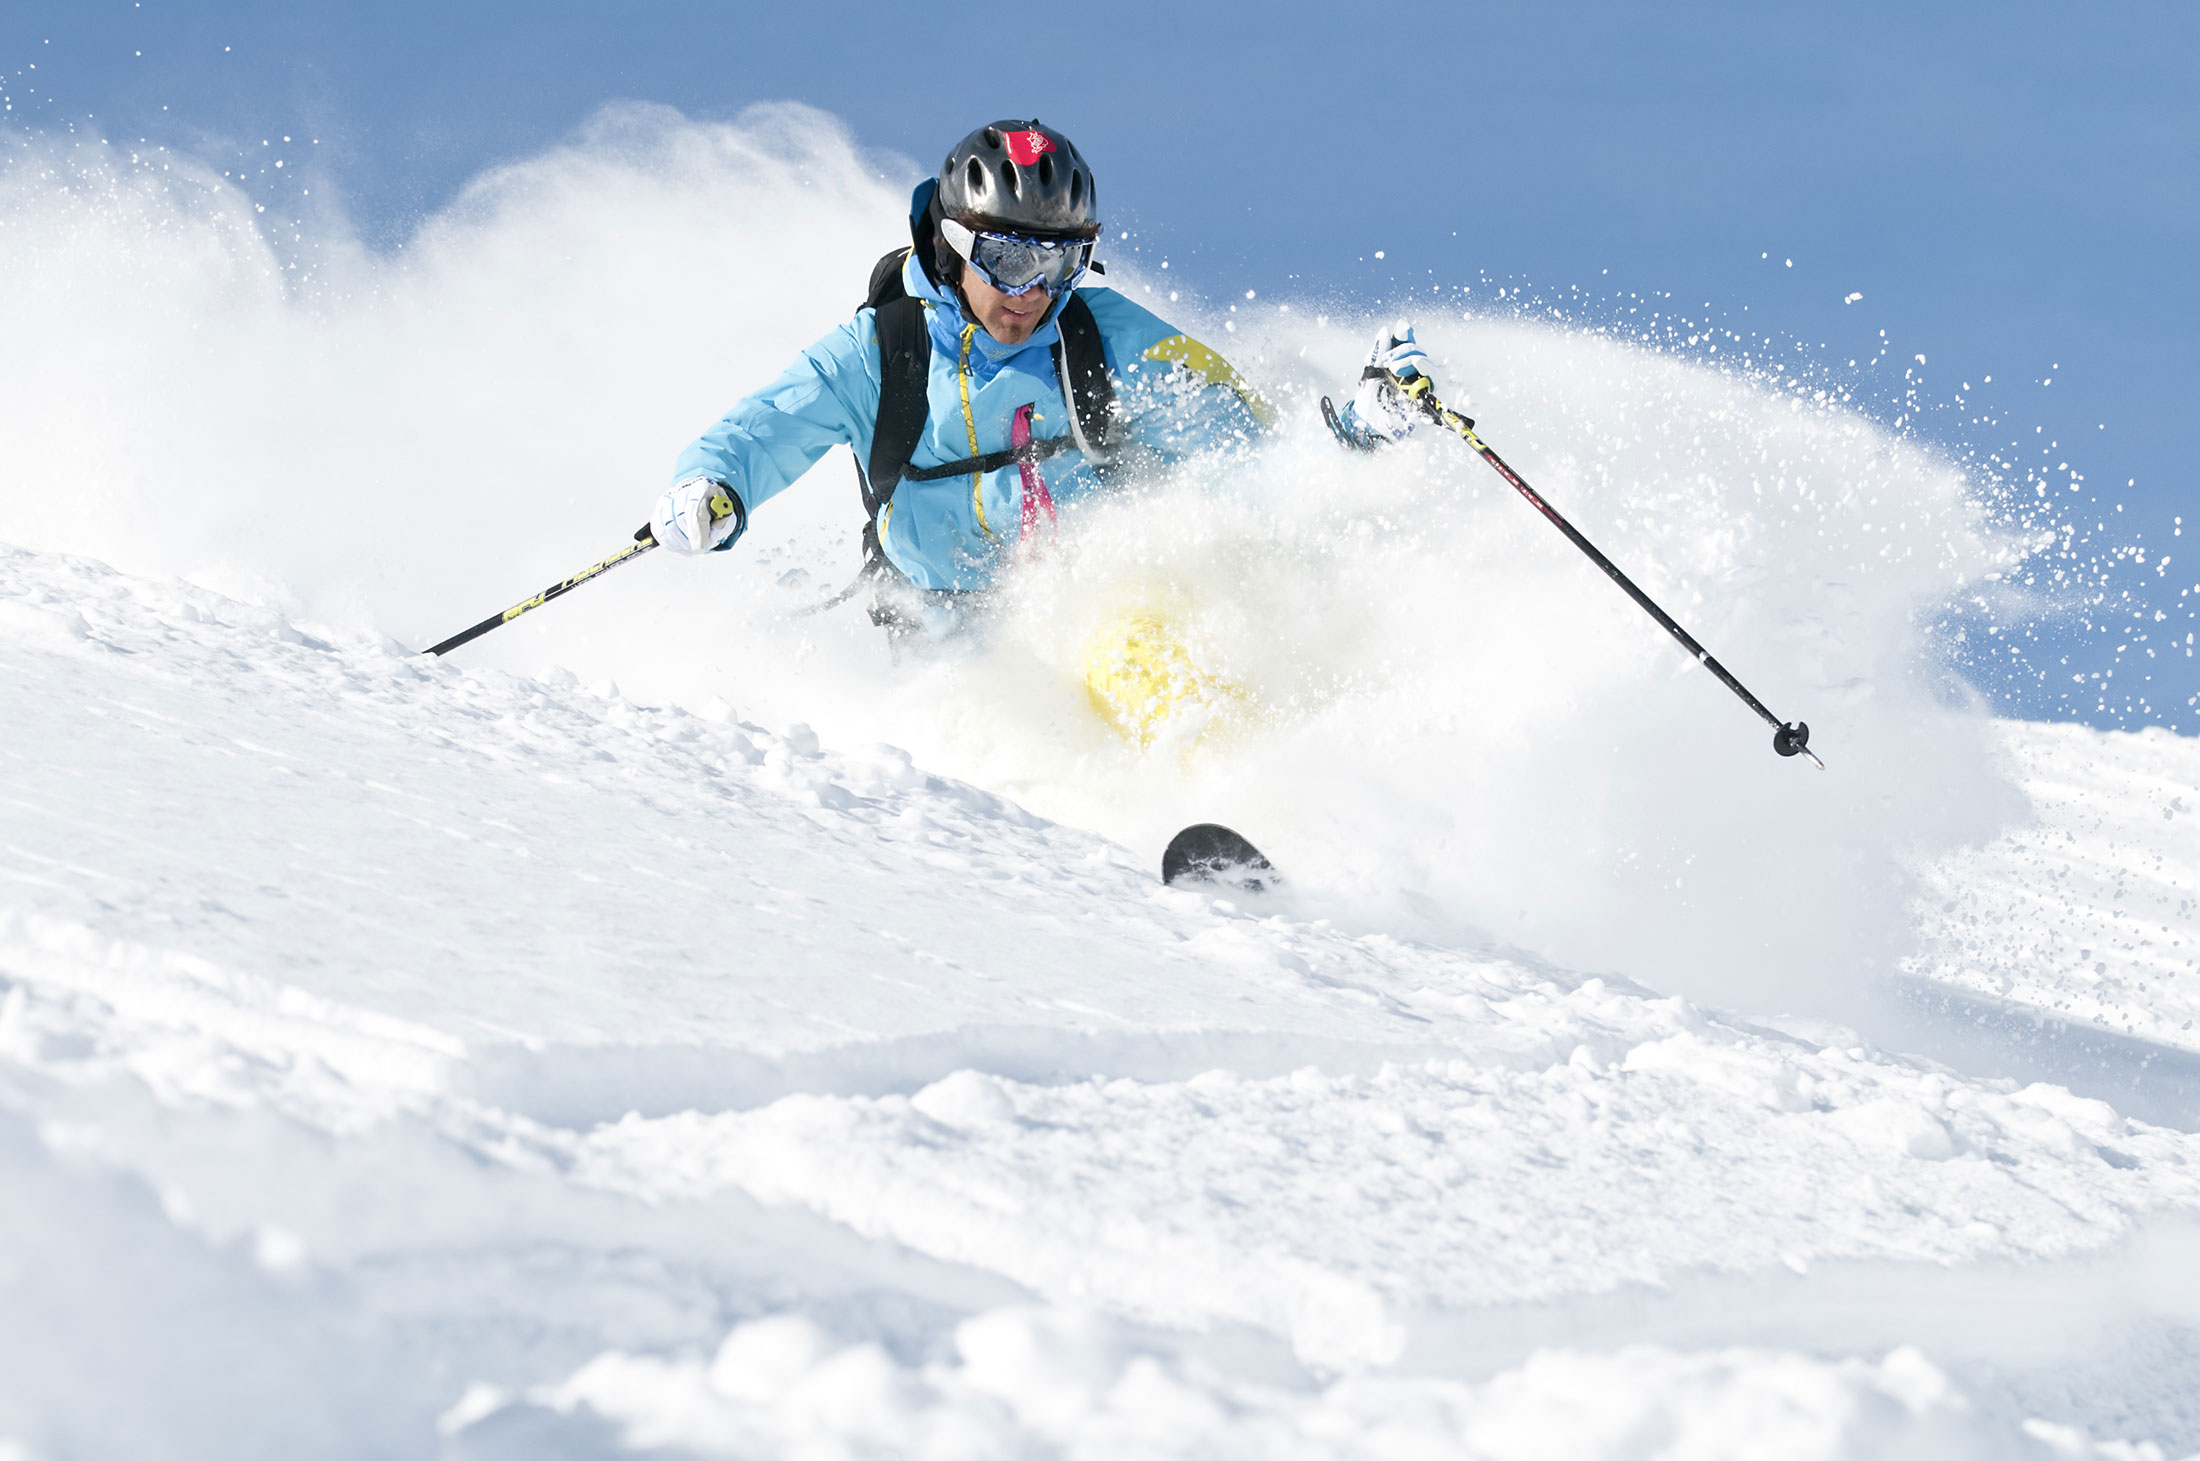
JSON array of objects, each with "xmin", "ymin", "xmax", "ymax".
[
  {"xmin": 1394, "ymin": 373, "xmax": 1824, "ymax": 769},
  {"xmin": 422, "ymin": 489, "xmax": 736, "ymax": 657}
]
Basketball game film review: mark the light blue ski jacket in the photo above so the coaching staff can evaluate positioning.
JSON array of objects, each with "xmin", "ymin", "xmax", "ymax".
[{"xmin": 672, "ymin": 196, "xmax": 1273, "ymax": 592}]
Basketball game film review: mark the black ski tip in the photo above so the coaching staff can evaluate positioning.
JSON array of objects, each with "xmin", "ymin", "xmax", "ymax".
[{"xmin": 1162, "ymin": 823, "xmax": 1278, "ymax": 893}]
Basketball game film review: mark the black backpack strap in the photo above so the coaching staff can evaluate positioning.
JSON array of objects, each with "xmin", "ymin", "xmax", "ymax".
[
  {"xmin": 858, "ymin": 248, "xmax": 931, "ymax": 526},
  {"xmin": 802, "ymin": 247, "xmax": 929, "ymax": 618},
  {"xmin": 864, "ymin": 294, "xmax": 931, "ymax": 519},
  {"xmin": 1052, "ymin": 291, "xmax": 1117, "ymax": 472}
]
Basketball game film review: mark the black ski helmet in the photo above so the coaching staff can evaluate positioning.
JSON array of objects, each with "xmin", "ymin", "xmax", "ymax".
[{"xmin": 935, "ymin": 119, "xmax": 1099, "ymax": 240}]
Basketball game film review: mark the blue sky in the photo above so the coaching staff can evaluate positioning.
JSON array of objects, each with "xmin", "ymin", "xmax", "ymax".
[{"xmin": 5, "ymin": 0, "xmax": 2195, "ymax": 726}]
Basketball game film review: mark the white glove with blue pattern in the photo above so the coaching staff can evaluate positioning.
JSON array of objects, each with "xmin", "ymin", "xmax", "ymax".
[
  {"xmin": 651, "ymin": 477, "xmax": 745, "ymax": 554},
  {"xmin": 1354, "ymin": 323, "xmax": 1432, "ymax": 440},
  {"xmin": 1332, "ymin": 322, "xmax": 1432, "ymax": 448}
]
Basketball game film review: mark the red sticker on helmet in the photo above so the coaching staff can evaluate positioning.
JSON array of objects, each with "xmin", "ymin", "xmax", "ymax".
[{"xmin": 1003, "ymin": 130, "xmax": 1055, "ymax": 167}]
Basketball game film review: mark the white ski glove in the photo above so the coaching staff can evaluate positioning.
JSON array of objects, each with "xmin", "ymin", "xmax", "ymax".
[
  {"xmin": 1344, "ymin": 322, "xmax": 1433, "ymax": 445},
  {"xmin": 651, "ymin": 477, "xmax": 745, "ymax": 554}
]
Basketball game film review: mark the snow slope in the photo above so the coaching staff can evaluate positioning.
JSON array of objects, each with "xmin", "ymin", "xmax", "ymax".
[
  {"xmin": 5, "ymin": 103, "xmax": 2200, "ymax": 1458},
  {"xmin": 5, "ymin": 543, "xmax": 2200, "ymax": 1457},
  {"xmin": 1906, "ymin": 720, "xmax": 2200, "ymax": 1051}
]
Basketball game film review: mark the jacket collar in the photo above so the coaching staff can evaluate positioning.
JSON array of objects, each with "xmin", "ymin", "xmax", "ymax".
[{"xmin": 903, "ymin": 181, "xmax": 1067, "ymax": 363}]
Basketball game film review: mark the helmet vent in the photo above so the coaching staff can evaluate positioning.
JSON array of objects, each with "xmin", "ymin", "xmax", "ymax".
[
  {"xmin": 1070, "ymin": 170, "xmax": 1085, "ymax": 210},
  {"xmin": 965, "ymin": 157, "xmax": 988, "ymax": 197},
  {"xmin": 1037, "ymin": 153, "xmax": 1055, "ymax": 186},
  {"xmin": 999, "ymin": 160, "xmax": 1021, "ymax": 198},
  {"xmin": 982, "ymin": 126, "xmax": 1002, "ymax": 149}
]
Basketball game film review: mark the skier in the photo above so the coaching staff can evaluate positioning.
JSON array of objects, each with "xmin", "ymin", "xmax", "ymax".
[
  {"xmin": 648, "ymin": 117, "xmax": 1433, "ymax": 637},
  {"xmin": 433, "ymin": 119, "xmax": 1816, "ymax": 768}
]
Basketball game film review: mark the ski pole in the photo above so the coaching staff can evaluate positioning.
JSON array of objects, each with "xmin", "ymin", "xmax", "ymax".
[
  {"xmin": 1367, "ymin": 373, "xmax": 1823, "ymax": 769},
  {"xmin": 421, "ymin": 489, "xmax": 737, "ymax": 656}
]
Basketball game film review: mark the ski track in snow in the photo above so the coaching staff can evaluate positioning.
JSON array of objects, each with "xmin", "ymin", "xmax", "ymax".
[{"xmin": 5, "ymin": 542, "xmax": 2200, "ymax": 1458}]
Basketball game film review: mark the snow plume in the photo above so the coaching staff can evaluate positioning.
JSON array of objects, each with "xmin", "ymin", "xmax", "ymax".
[
  {"xmin": 0, "ymin": 101, "xmax": 908, "ymax": 617},
  {"xmin": 0, "ymin": 103, "xmax": 2023, "ymax": 1017}
]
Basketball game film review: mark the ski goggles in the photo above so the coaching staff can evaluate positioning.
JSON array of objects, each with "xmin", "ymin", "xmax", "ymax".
[{"xmin": 939, "ymin": 218, "xmax": 1093, "ymax": 297}]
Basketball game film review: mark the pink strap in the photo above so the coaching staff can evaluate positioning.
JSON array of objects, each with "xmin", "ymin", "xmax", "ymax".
[{"xmin": 1010, "ymin": 403, "xmax": 1058, "ymax": 551}]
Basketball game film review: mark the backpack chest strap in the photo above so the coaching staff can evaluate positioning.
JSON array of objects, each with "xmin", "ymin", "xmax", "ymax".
[{"xmin": 899, "ymin": 431, "xmax": 1077, "ymax": 482}]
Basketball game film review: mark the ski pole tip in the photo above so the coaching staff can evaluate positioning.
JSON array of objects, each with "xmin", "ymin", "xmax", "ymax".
[{"xmin": 1772, "ymin": 720, "xmax": 1825, "ymax": 770}]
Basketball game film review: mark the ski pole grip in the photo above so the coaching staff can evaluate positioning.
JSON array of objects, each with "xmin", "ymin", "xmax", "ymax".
[{"xmin": 633, "ymin": 487, "xmax": 738, "ymax": 546}]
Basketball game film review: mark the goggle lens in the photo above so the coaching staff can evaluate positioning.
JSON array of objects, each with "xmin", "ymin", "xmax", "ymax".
[{"xmin": 944, "ymin": 220, "xmax": 1092, "ymax": 297}]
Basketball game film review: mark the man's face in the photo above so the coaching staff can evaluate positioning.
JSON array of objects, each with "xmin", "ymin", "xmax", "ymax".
[{"xmin": 960, "ymin": 263, "xmax": 1053, "ymax": 347}]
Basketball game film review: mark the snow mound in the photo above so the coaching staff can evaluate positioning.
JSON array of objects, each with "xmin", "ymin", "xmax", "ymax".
[{"xmin": 478, "ymin": 1322, "xmax": 2124, "ymax": 1461}]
